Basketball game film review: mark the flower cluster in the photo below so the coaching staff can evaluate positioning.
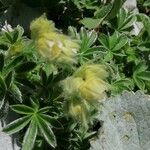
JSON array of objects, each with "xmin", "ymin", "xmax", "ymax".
[
  {"xmin": 29, "ymin": 16, "xmax": 109, "ymax": 128},
  {"xmin": 62, "ymin": 64, "xmax": 109, "ymax": 127}
]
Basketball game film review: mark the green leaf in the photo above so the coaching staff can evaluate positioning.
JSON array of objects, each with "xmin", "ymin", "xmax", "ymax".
[
  {"xmin": 106, "ymin": 0, "xmax": 125, "ymax": 20},
  {"xmin": 137, "ymin": 71, "xmax": 150, "ymax": 81},
  {"xmin": 12, "ymin": 30, "xmax": 19, "ymax": 43},
  {"xmin": 113, "ymin": 8, "xmax": 136, "ymax": 32},
  {"xmin": 39, "ymin": 114, "xmax": 63, "ymax": 129},
  {"xmin": 40, "ymin": 69, "xmax": 47, "ymax": 86},
  {"xmin": 37, "ymin": 115, "xmax": 57, "ymax": 148},
  {"xmin": 80, "ymin": 28, "xmax": 97, "ymax": 52},
  {"xmin": 11, "ymin": 105, "xmax": 34, "ymax": 114},
  {"xmin": 16, "ymin": 25, "xmax": 24, "ymax": 38},
  {"xmin": 138, "ymin": 42, "xmax": 150, "ymax": 51},
  {"xmin": 112, "ymin": 78, "xmax": 134, "ymax": 94},
  {"xmin": 137, "ymin": 14, "xmax": 150, "ymax": 36},
  {"xmin": 0, "ymin": 53, "xmax": 4, "ymax": 72},
  {"xmin": 94, "ymin": 4, "xmax": 112, "ymax": 19},
  {"xmin": 5, "ymin": 32, "xmax": 13, "ymax": 43},
  {"xmin": 144, "ymin": 0, "xmax": 150, "ymax": 7},
  {"xmin": 117, "ymin": 8, "xmax": 127, "ymax": 28},
  {"xmin": 31, "ymin": 99, "xmax": 39, "ymax": 110},
  {"xmin": 112, "ymin": 35, "xmax": 128, "ymax": 51},
  {"xmin": 3, "ymin": 116, "xmax": 31, "ymax": 134},
  {"xmin": 98, "ymin": 34, "xmax": 109, "ymax": 49},
  {"xmin": 39, "ymin": 106, "xmax": 51, "ymax": 114},
  {"xmin": 6, "ymin": 55, "xmax": 24, "ymax": 70},
  {"xmin": 10, "ymin": 83, "xmax": 23, "ymax": 102},
  {"xmin": 0, "ymin": 75, "xmax": 6, "ymax": 91},
  {"xmin": 120, "ymin": 15, "xmax": 136, "ymax": 31},
  {"xmin": 80, "ymin": 18, "xmax": 102, "ymax": 29},
  {"xmin": 68, "ymin": 26, "xmax": 79, "ymax": 39},
  {"xmin": 5, "ymin": 71, "xmax": 14, "ymax": 89},
  {"xmin": 134, "ymin": 63, "xmax": 147, "ymax": 74},
  {"xmin": 22, "ymin": 118, "xmax": 38, "ymax": 150},
  {"xmin": 134, "ymin": 77, "xmax": 145, "ymax": 90},
  {"xmin": 109, "ymin": 32, "xmax": 118, "ymax": 49},
  {"xmin": 15, "ymin": 61, "xmax": 36, "ymax": 73},
  {"xmin": 104, "ymin": 51, "xmax": 113, "ymax": 62}
]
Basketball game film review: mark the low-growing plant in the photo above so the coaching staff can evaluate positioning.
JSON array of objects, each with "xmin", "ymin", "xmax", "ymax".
[{"xmin": 0, "ymin": 0, "xmax": 150, "ymax": 150}]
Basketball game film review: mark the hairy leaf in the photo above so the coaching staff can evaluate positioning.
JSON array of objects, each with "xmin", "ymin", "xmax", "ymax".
[
  {"xmin": 37, "ymin": 115, "xmax": 57, "ymax": 148},
  {"xmin": 11, "ymin": 105, "xmax": 34, "ymax": 114},
  {"xmin": 3, "ymin": 116, "xmax": 31, "ymax": 134},
  {"xmin": 22, "ymin": 118, "xmax": 38, "ymax": 150}
]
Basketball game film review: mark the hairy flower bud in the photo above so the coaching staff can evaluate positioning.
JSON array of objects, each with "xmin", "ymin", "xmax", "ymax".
[{"xmin": 30, "ymin": 16, "xmax": 79, "ymax": 64}]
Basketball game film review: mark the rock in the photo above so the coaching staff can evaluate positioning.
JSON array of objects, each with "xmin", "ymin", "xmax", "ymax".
[
  {"xmin": 0, "ymin": 122, "xmax": 20, "ymax": 150},
  {"xmin": 0, "ymin": 110, "xmax": 20, "ymax": 150}
]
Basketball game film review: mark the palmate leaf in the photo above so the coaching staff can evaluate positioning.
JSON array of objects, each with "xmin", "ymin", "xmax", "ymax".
[
  {"xmin": 2, "ymin": 102, "xmax": 58, "ymax": 149},
  {"xmin": 37, "ymin": 115, "xmax": 57, "ymax": 148},
  {"xmin": 99, "ymin": 32, "xmax": 128, "ymax": 52},
  {"xmin": 111, "ymin": 78, "xmax": 133, "ymax": 95},
  {"xmin": 112, "ymin": 35, "xmax": 128, "ymax": 51},
  {"xmin": 11, "ymin": 105, "xmax": 34, "ymax": 114},
  {"xmin": 112, "ymin": 8, "xmax": 136, "ymax": 32},
  {"xmin": 22, "ymin": 118, "xmax": 38, "ymax": 150},
  {"xmin": 3, "ymin": 115, "xmax": 31, "ymax": 134},
  {"xmin": 79, "ymin": 27, "xmax": 97, "ymax": 52},
  {"xmin": 98, "ymin": 34, "xmax": 109, "ymax": 50}
]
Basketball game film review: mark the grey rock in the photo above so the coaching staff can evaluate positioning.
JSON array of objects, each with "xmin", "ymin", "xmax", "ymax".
[
  {"xmin": 0, "ymin": 123, "xmax": 20, "ymax": 150},
  {"xmin": 90, "ymin": 91, "xmax": 150, "ymax": 150},
  {"xmin": 123, "ymin": 0, "xmax": 138, "ymax": 12},
  {"xmin": 0, "ymin": 111, "xmax": 20, "ymax": 150}
]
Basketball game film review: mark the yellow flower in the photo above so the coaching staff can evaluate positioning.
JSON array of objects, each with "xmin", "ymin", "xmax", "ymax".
[
  {"xmin": 36, "ymin": 38, "xmax": 62, "ymax": 60},
  {"xmin": 62, "ymin": 77, "xmax": 84, "ymax": 98},
  {"xmin": 74, "ymin": 64, "xmax": 108, "ymax": 101},
  {"xmin": 74, "ymin": 64, "xmax": 108, "ymax": 80},
  {"xmin": 69, "ymin": 103, "xmax": 83, "ymax": 118},
  {"xmin": 62, "ymin": 64, "xmax": 108, "ymax": 102},
  {"xmin": 79, "ymin": 77, "xmax": 108, "ymax": 102},
  {"xmin": 30, "ymin": 16, "xmax": 79, "ymax": 64},
  {"xmin": 30, "ymin": 16, "xmax": 56, "ymax": 40},
  {"xmin": 62, "ymin": 64, "xmax": 109, "ymax": 126},
  {"xmin": 69, "ymin": 102, "xmax": 89, "ymax": 128}
]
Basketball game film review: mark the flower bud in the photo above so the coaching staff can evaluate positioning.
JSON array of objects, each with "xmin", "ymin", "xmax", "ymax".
[{"xmin": 30, "ymin": 16, "xmax": 79, "ymax": 65}]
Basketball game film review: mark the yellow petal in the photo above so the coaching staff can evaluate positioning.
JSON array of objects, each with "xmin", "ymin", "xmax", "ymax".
[
  {"xmin": 69, "ymin": 102, "xmax": 89, "ymax": 128},
  {"xmin": 74, "ymin": 64, "xmax": 108, "ymax": 80},
  {"xmin": 79, "ymin": 77, "xmax": 108, "ymax": 101},
  {"xmin": 62, "ymin": 77, "xmax": 84, "ymax": 97},
  {"xmin": 30, "ymin": 16, "xmax": 56, "ymax": 39}
]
